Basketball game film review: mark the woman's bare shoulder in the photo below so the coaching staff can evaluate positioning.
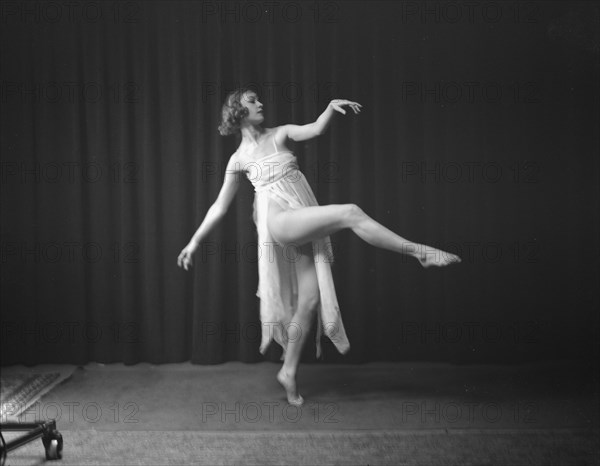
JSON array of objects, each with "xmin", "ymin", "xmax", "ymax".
[
  {"xmin": 267, "ymin": 126, "xmax": 286, "ymax": 136},
  {"xmin": 268, "ymin": 126, "xmax": 292, "ymax": 148},
  {"xmin": 226, "ymin": 150, "xmax": 244, "ymax": 172}
]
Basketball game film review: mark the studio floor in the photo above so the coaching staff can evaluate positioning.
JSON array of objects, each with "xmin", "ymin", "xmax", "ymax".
[{"xmin": 1, "ymin": 360, "xmax": 598, "ymax": 465}]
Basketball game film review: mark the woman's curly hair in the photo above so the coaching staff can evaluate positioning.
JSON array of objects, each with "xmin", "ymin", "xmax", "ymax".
[{"xmin": 217, "ymin": 88, "xmax": 252, "ymax": 136}]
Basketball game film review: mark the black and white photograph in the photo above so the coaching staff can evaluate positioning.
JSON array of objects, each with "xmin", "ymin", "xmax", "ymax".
[{"xmin": 1, "ymin": 0, "xmax": 598, "ymax": 464}]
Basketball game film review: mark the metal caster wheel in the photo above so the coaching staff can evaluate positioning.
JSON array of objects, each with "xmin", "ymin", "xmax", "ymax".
[{"xmin": 42, "ymin": 431, "xmax": 63, "ymax": 460}]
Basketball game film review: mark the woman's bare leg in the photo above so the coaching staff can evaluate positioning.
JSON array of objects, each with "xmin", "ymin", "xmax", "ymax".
[
  {"xmin": 268, "ymin": 201, "xmax": 461, "ymax": 267},
  {"xmin": 277, "ymin": 244, "xmax": 319, "ymax": 406}
]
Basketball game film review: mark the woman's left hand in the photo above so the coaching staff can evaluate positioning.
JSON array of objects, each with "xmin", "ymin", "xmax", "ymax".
[{"xmin": 330, "ymin": 99, "xmax": 362, "ymax": 115}]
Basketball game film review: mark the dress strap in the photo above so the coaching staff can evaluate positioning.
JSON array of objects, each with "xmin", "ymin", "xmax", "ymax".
[{"xmin": 272, "ymin": 132, "xmax": 279, "ymax": 153}]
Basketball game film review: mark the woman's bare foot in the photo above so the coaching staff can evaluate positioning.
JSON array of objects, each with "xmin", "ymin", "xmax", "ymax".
[
  {"xmin": 277, "ymin": 369, "xmax": 304, "ymax": 406},
  {"xmin": 416, "ymin": 245, "xmax": 462, "ymax": 268}
]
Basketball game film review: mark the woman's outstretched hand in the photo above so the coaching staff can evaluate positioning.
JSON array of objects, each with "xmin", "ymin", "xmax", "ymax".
[
  {"xmin": 177, "ymin": 242, "xmax": 198, "ymax": 271},
  {"xmin": 330, "ymin": 99, "xmax": 362, "ymax": 115}
]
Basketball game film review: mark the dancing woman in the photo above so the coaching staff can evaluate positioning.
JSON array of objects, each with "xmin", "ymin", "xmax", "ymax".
[{"xmin": 178, "ymin": 88, "xmax": 461, "ymax": 405}]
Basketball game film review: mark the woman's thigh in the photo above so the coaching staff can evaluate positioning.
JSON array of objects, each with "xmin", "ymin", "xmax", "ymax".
[{"xmin": 267, "ymin": 198, "xmax": 356, "ymax": 247}]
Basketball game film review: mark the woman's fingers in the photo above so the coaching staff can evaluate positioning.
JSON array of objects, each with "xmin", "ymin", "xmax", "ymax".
[
  {"xmin": 348, "ymin": 101, "xmax": 362, "ymax": 113},
  {"xmin": 333, "ymin": 104, "xmax": 347, "ymax": 114},
  {"xmin": 183, "ymin": 257, "xmax": 192, "ymax": 271},
  {"xmin": 185, "ymin": 254, "xmax": 193, "ymax": 271},
  {"xmin": 332, "ymin": 99, "xmax": 362, "ymax": 115},
  {"xmin": 177, "ymin": 250, "xmax": 193, "ymax": 271},
  {"xmin": 339, "ymin": 99, "xmax": 362, "ymax": 107}
]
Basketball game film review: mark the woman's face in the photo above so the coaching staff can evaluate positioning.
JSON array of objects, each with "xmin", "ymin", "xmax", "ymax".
[{"xmin": 240, "ymin": 91, "xmax": 264, "ymax": 125}]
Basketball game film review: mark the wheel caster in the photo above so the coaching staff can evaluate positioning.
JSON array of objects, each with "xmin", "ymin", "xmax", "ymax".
[{"xmin": 42, "ymin": 431, "xmax": 63, "ymax": 460}]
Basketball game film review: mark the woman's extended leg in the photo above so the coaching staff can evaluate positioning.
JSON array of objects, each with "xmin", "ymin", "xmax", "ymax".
[
  {"xmin": 277, "ymin": 244, "xmax": 319, "ymax": 406},
  {"xmin": 268, "ymin": 201, "xmax": 460, "ymax": 267}
]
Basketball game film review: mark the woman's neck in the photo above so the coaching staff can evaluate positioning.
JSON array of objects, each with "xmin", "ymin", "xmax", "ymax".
[{"xmin": 240, "ymin": 124, "xmax": 265, "ymax": 144}]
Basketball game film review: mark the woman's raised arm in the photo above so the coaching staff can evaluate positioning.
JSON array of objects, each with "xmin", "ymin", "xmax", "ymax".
[
  {"xmin": 177, "ymin": 154, "xmax": 243, "ymax": 271},
  {"xmin": 283, "ymin": 99, "xmax": 362, "ymax": 142}
]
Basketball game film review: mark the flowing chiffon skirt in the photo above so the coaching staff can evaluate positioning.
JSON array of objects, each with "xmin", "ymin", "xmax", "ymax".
[{"xmin": 249, "ymin": 152, "xmax": 350, "ymax": 358}]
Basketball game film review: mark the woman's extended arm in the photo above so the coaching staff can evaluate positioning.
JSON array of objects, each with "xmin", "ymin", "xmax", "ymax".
[
  {"xmin": 283, "ymin": 99, "xmax": 362, "ymax": 142},
  {"xmin": 177, "ymin": 155, "xmax": 242, "ymax": 271}
]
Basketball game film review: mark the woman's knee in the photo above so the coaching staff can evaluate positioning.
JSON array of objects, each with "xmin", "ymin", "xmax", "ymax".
[
  {"xmin": 298, "ymin": 291, "xmax": 320, "ymax": 312},
  {"xmin": 341, "ymin": 203, "xmax": 365, "ymax": 226},
  {"xmin": 297, "ymin": 292, "xmax": 320, "ymax": 315}
]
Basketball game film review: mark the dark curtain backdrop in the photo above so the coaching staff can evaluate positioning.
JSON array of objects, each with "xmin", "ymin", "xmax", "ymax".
[{"xmin": 1, "ymin": 1, "xmax": 598, "ymax": 365}]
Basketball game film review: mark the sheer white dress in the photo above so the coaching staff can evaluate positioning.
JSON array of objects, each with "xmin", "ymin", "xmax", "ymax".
[{"xmin": 236, "ymin": 132, "xmax": 350, "ymax": 358}]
